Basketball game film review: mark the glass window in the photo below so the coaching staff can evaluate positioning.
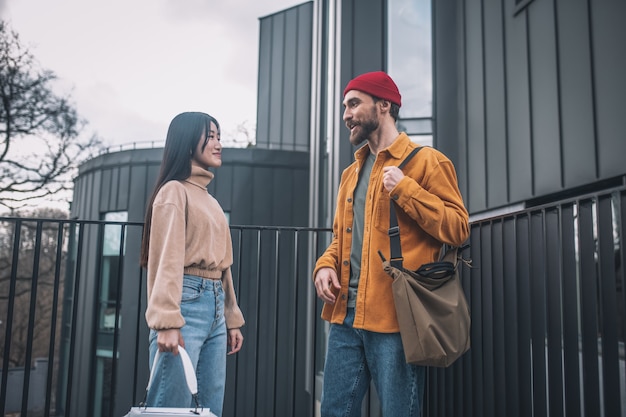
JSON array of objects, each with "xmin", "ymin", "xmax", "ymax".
[
  {"xmin": 102, "ymin": 211, "xmax": 127, "ymax": 257},
  {"xmin": 387, "ymin": 0, "xmax": 432, "ymax": 120},
  {"xmin": 100, "ymin": 211, "xmax": 127, "ymax": 331},
  {"xmin": 92, "ymin": 211, "xmax": 127, "ymax": 417},
  {"xmin": 397, "ymin": 118, "xmax": 432, "ymax": 136},
  {"xmin": 409, "ymin": 134, "xmax": 433, "ymax": 147}
]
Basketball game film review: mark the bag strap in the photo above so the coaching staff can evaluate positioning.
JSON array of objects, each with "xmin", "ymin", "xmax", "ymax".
[{"xmin": 388, "ymin": 147, "xmax": 423, "ymax": 269}]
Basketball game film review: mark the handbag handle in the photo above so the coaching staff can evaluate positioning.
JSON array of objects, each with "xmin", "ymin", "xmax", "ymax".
[
  {"xmin": 143, "ymin": 345, "xmax": 204, "ymax": 414},
  {"xmin": 388, "ymin": 147, "xmax": 423, "ymax": 269},
  {"xmin": 146, "ymin": 345, "xmax": 197, "ymax": 394}
]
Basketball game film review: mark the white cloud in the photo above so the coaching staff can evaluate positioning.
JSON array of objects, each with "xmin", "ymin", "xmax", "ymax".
[{"xmin": 2, "ymin": 0, "xmax": 303, "ymax": 147}]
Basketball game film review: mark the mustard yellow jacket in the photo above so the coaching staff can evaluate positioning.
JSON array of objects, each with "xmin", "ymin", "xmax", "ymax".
[{"xmin": 313, "ymin": 133, "xmax": 470, "ymax": 332}]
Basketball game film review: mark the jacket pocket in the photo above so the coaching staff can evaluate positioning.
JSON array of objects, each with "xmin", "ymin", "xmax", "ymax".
[{"xmin": 373, "ymin": 190, "xmax": 392, "ymax": 233}]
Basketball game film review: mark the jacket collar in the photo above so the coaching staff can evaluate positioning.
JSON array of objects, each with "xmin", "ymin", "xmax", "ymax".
[
  {"xmin": 383, "ymin": 132, "xmax": 412, "ymax": 161},
  {"xmin": 354, "ymin": 132, "xmax": 411, "ymax": 163}
]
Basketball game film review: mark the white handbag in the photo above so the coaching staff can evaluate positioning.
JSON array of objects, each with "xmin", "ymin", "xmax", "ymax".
[{"xmin": 124, "ymin": 346, "xmax": 217, "ymax": 417}]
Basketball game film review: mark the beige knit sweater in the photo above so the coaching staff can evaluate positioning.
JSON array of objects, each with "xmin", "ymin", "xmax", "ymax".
[{"xmin": 145, "ymin": 166, "xmax": 245, "ymax": 330}]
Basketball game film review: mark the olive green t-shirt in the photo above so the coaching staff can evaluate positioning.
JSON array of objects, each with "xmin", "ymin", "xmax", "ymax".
[{"xmin": 348, "ymin": 151, "xmax": 376, "ymax": 307}]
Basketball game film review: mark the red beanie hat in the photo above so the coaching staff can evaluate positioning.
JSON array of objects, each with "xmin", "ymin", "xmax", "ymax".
[{"xmin": 343, "ymin": 71, "xmax": 402, "ymax": 107}]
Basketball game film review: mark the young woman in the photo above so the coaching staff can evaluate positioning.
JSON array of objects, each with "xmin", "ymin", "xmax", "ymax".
[{"xmin": 139, "ymin": 112, "xmax": 244, "ymax": 417}]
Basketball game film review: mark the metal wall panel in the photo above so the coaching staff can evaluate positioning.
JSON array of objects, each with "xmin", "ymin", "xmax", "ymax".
[
  {"xmin": 432, "ymin": 0, "xmax": 462, "ymax": 162},
  {"xmin": 436, "ymin": 0, "xmax": 626, "ymax": 215},
  {"xmin": 351, "ymin": 0, "xmax": 385, "ymax": 71},
  {"xmin": 556, "ymin": 0, "xmax": 596, "ymax": 187},
  {"xmin": 464, "ymin": 0, "xmax": 487, "ymax": 212},
  {"xmin": 229, "ymin": 164, "xmax": 255, "ymax": 224},
  {"xmin": 271, "ymin": 168, "xmax": 295, "ymax": 224},
  {"xmin": 72, "ymin": 149, "xmax": 164, "ymax": 223},
  {"xmin": 503, "ymin": 0, "xmax": 533, "ymax": 205},
  {"xmin": 73, "ymin": 147, "xmax": 308, "ymax": 227},
  {"xmin": 295, "ymin": 6, "xmax": 314, "ymax": 151},
  {"xmin": 528, "ymin": 1, "xmax": 562, "ymax": 196},
  {"xmin": 484, "ymin": 0, "xmax": 508, "ymax": 208},
  {"xmin": 338, "ymin": 0, "xmax": 386, "ymax": 172},
  {"xmin": 118, "ymin": 165, "xmax": 130, "ymax": 210},
  {"xmin": 269, "ymin": 14, "xmax": 286, "ymax": 146},
  {"xmin": 253, "ymin": 166, "xmax": 275, "ymax": 224},
  {"xmin": 130, "ymin": 163, "xmax": 160, "ymax": 222},
  {"xmin": 99, "ymin": 169, "xmax": 112, "ymax": 213},
  {"xmin": 591, "ymin": 1, "xmax": 626, "ymax": 179},
  {"xmin": 89, "ymin": 171, "xmax": 101, "ymax": 220},
  {"xmin": 257, "ymin": 19, "xmax": 272, "ymax": 146},
  {"xmin": 282, "ymin": 8, "xmax": 298, "ymax": 149},
  {"xmin": 110, "ymin": 167, "xmax": 120, "ymax": 210},
  {"xmin": 207, "ymin": 149, "xmax": 309, "ymax": 226},
  {"xmin": 213, "ymin": 163, "xmax": 234, "ymax": 212},
  {"xmin": 256, "ymin": 2, "xmax": 313, "ymax": 151}
]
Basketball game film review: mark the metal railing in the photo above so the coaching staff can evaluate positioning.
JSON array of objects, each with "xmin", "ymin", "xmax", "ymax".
[
  {"xmin": 429, "ymin": 185, "xmax": 626, "ymax": 417},
  {"xmin": 0, "ymin": 219, "xmax": 332, "ymax": 417},
  {"xmin": 1, "ymin": 184, "xmax": 625, "ymax": 417}
]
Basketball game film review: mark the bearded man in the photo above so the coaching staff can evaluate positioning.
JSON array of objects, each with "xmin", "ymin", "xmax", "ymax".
[{"xmin": 313, "ymin": 71, "xmax": 470, "ymax": 417}]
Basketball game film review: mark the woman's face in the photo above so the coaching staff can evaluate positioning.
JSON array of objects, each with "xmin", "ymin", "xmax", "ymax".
[{"xmin": 191, "ymin": 121, "xmax": 222, "ymax": 169}]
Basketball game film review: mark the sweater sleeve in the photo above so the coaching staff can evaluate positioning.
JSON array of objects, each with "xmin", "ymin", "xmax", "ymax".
[
  {"xmin": 222, "ymin": 268, "xmax": 245, "ymax": 329},
  {"xmin": 145, "ymin": 194, "xmax": 187, "ymax": 330}
]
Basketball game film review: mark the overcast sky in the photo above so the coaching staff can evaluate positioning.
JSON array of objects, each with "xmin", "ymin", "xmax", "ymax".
[{"xmin": 0, "ymin": 0, "xmax": 304, "ymax": 149}]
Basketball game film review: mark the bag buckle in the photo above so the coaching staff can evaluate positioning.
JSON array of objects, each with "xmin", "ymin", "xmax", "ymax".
[{"xmin": 390, "ymin": 257, "xmax": 404, "ymax": 269}]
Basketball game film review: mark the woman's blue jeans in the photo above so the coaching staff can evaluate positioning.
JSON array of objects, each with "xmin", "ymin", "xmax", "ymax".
[
  {"xmin": 321, "ymin": 308, "xmax": 426, "ymax": 417},
  {"xmin": 146, "ymin": 275, "xmax": 227, "ymax": 416}
]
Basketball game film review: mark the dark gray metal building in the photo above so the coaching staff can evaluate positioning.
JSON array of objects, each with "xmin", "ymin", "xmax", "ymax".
[{"xmin": 433, "ymin": 0, "xmax": 626, "ymax": 215}]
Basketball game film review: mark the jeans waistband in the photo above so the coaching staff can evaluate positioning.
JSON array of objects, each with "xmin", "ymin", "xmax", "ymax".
[{"xmin": 183, "ymin": 274, "xmax": 222, "ymax": 290}]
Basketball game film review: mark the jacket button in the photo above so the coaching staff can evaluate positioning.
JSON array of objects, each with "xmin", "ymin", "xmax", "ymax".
[
  {"xmin": 392, "ymin": 194, "xmax": 399, "ymax": 200},
  {"xmin": 346, "ymin": 227, "xmax": 352, "ymax": 233},
  {"xmin": 343, "ymin": 260, "xmax": 349, "ymax": 266},
  {"xmin": 347, "ymin": 198, "xmax": 352, "ymax": 203},
  {"xmin": 341, "ymin": 294, "xmax": 346, "ymax": 300}
]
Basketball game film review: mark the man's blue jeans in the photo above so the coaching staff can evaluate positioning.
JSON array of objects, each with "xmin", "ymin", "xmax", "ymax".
[
  {"xmin": 146, "ymin": 275, "xmax": 227, "ymax": 417},
  {"xmin": 321, "ymin": 308, "xmax": 426, "ymax": 417}
]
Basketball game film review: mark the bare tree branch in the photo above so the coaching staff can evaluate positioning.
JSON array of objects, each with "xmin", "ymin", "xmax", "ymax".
[{"xmin": 0, "ymin": 20, "xmax": 104, "ymax": 210}]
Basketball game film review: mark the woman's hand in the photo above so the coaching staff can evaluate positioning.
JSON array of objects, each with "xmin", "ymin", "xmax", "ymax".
[
  {"xmin": 227, "ymin": 328, "xmax": 244, "ymax": 355},
  {"xmin": 157, "ymin": 328, "xmax": 184, "ymax": 355}
]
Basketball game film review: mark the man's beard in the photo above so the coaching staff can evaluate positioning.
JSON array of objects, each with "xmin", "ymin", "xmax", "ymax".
[{"xmin": 349, "ymin": 109, "xmax": 379, "ymax": 146}]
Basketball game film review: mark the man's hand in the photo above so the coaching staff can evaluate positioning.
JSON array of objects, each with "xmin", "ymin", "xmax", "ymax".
[
  {"xmin": 382, "ymin": 166, "xmax": 405, "ymax": 192},
  {"xmin": 314, "ymin": 267, "xmax": 341, "ymax": 304}
]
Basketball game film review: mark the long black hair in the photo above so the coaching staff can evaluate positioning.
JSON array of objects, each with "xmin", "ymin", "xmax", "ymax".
[{"xmin": 140, "ymin": 112, "xmax": 220, "ymax": 268}]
